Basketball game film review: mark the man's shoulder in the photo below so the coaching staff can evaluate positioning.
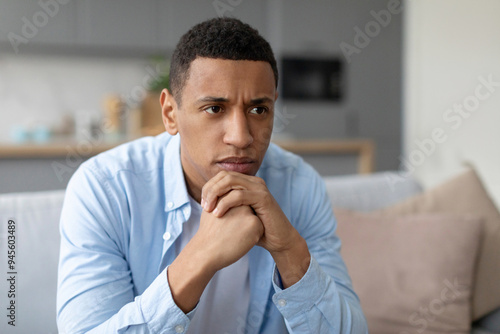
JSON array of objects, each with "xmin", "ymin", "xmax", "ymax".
[
  {"xmin": 80, "ymin": 132, "xmax": 176, "ymax": 179},
  {"xmin": 260, "ymin": 143, "xmax": 329, "ymax": 227}
]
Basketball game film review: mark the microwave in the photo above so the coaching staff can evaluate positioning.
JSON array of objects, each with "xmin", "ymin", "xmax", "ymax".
[{"xmin": 281, "ymin": 57, "xmax": 343, "ymax": 101}]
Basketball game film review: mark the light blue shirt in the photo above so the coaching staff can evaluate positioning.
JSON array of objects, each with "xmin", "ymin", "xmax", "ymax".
[{"xmin": 57, "ymin": 133, "xmax": 368, "ymax": 334}]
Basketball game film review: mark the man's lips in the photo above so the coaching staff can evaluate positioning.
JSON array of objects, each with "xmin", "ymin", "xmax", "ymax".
[{"xmin": 216, "ymin": 157, "xmax": 256, "ymax": 174}]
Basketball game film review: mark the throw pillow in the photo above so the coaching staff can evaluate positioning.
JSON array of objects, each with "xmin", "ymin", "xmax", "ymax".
[
  {"xmin": 335, "ymin": 210, "xmax": 483, "ymax": 334},
  {"xmin": 376, "ymin": 168, "xmax": 500, "ymax": 319}
]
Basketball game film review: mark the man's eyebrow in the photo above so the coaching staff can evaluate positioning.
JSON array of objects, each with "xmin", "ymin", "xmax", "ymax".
[
  {"xmin": 249, "ymin": 97, "xmax": 274, "ymax": 104},
  {"xmin": 196, "ymin": 96, "xmax": 274, "ymax": 104},
  {"xmin": 197, "ymin": 96, "xmax": 229, "ymax": 103}
]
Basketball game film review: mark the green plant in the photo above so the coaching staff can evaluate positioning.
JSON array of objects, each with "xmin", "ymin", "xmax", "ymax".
[{"xmin": 147, "ymin": 56, "xmax": 170, "ymax": 92}]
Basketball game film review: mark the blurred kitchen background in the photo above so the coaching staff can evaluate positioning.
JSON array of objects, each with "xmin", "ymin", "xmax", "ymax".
[{"xmin": 0, "ymin": 0, "xmax": 499, "ymax": 208}]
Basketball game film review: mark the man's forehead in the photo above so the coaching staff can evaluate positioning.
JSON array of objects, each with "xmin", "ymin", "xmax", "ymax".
[
  {"xmin": 188, "ymin": 57, "xmax": 273, "ymax": 75},
  {"xmin": 182, "ymin": 57, "xmax": 276, "ymax": 98}
]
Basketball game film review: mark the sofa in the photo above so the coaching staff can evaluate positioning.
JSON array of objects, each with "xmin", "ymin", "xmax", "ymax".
[{"xmin": 0, "ymin": 169, "xmax": 499, "ymax": 333}]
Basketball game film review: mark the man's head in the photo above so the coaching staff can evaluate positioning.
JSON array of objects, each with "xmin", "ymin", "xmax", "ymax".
[
  {"xmin": 168, "ymin": 17, "xmax": 278, "ymax": 106},
  {"xmin": 161, "ymin": 18, "xmax": 278, "ymax": 201}
]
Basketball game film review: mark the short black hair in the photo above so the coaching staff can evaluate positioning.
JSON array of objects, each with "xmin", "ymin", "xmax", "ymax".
[{"xmin": 169, "ymin": 17, "xmax": 278, "ymax": 105}]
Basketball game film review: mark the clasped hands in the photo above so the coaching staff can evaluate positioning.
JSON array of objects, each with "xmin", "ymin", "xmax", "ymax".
[
  {"xmin": 168, "ymin": 171, "xmax": 310, "ymax": 313},
  {"xmin": 198, "ymin": 171, "xmax": 310, "ymax": 284}
]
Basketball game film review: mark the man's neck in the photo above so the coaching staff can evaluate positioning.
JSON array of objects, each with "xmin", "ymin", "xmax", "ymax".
[{"xmin": 182, "ymin": 169, "xmax": 202, "ymax": 204}]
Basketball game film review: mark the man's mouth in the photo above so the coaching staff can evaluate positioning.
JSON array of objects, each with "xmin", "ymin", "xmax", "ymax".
[{"xmin": 216, "ymin": 157, "xmax": 256, "ymax": 174}]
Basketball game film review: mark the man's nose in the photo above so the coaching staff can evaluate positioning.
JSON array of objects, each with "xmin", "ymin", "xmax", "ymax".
[{"xmin": 223, "ymin": 109, "xmax": 253, "ymax": 149}]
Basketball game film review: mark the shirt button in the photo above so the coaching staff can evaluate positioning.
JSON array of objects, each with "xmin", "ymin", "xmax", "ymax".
[
  {"xmin": 163, "ymin": 232, "xmax": 171, "ymax": 240},
  {"xmin": 167, "ymin": 201, "xmax": 174, "ymax": 209},
  {"xmin": 277, "ymin": 298, "xmax": 287, "ymax": 307},
  {"xmin": 174, "ymin": 324, "xmax": 185, "ymax": 333}
]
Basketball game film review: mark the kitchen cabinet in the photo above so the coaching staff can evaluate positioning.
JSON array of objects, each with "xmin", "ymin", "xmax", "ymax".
[
  {"xmin": 0, "ymin": 0, "xmax": 166, "ymax": 54},
  {"xmin": 0, "ymin": 0, "xmax": 266, "ymax": 55},
  {"xmin": 160, "ymin": 0, "xmax": 266, "ymax": 48},
  {"xmin": 275, "ymin": 0, "xmax": 403, "ymax": 172},
  {"xmin": 75, "ymin": 0, "xmax": 158, "ymax": 50},
  {"xmin": 0, "ymin": 0, "xmax": 77, "ymax": 52}
]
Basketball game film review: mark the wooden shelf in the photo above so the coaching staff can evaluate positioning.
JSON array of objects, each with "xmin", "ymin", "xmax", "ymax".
[
  {"xmin": 0, "ymin": 138, "xmax": 375, "ymax": 174},
  {"xmin": 273, "ymin": 139, "xmax": 375, "ymax": 174},
  {"xmin": 0, "ymin": 142, "xmax": 123, "ymax": 159}
]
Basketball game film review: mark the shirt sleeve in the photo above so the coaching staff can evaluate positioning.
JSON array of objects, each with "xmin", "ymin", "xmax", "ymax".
[
  {"xmin": 271, "ymin": 164, "xmax": 369, "ymax": 334},
  {"xmin": 56, "ymin": 164, "xmax": 191, "ymax": 334}
]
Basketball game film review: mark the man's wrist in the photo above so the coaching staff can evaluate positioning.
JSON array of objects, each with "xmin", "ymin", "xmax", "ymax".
[
  {"xmin": 270, "ymin": 233, "xmax": 311, "ymax": 289},
  {"xmin": 167, "ymin": 240, "xmax": 218, "ymax": 313}
]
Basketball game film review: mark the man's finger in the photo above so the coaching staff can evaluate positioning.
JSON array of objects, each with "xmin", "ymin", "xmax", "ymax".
[
  {"xmin": 212, "ymin": 189, "xmax": 256, "ymax": 217},
  {"xmin": 202, "ymin": 172, "xmax": 255, "ymax": 211}
]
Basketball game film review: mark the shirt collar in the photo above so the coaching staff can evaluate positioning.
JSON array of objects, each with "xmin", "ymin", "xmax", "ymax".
[{"xmin": 162, "ymin": 133, "xmax": 190, "ymax": 213}]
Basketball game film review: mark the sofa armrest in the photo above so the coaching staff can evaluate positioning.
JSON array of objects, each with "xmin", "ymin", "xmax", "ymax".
[
  {"xmin": 0, "ymin": 190, "xmax": 65, "ymax": 333},
  {"xmin": 324, "ymin": 171, "xmax": 422, "ymax": 212},
  {"xmin": 472, "ymin": 328, "xmax": 500, "ymax": 334},
  {"xmin": 473, "ymin": 307, "xmax": 500, "ymax": 334}
]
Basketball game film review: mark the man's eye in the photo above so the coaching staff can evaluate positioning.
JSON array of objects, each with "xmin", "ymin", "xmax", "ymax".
[
  {"xmin": 249, "ymin": 107, "xmax": 267, "ymax": 115},
  {"xmin": 204, "ymin": 106, "xmax": 223, "ymax": 114}
]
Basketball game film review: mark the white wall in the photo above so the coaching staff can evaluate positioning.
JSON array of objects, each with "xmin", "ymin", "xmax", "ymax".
[
  {"xmin": 404, "ymin": 0, "xmax": 500, "ymax": 207},
  {"xmin": 0, "ymin": 53, "xmax": 150, "ymax": 142}
]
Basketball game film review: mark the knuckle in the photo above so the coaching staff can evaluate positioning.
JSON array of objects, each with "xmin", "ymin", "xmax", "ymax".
[
  {"xmin": 241, "ymin": 205, "xmax": 254, "ymax": 216},
  {"xmin": 201, "ymin": 183, "xmax": 211, "ymax": 196},
  {"xmin": 256, "ymin": 177, "xmax": 266, "ymax": 186},
  {"xmin": 261, "ymin": 190, "xmax": 271, "ymax": 201},
  {"xmin": 227, "ymin": 174, "xmax": 238, "ymax": 183},
  {"xmin": 254, "ymin": 220, "xmax": 264, "ymax": 236},
  {"xmin": 252, "ymin": 217, "xmax": 261, "ymax": 227},
  {"xmin": 234, "ymin": 189, "xmax": 244, "ymax": 201},
  {"xmin": 217, "ymin": 197, "xmax": 226, "ymax": 209}
]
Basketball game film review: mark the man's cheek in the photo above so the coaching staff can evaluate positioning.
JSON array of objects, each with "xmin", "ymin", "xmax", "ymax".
[{"xmin": 256, "ymin": 125, "xmax": 273, "ymax": 145}]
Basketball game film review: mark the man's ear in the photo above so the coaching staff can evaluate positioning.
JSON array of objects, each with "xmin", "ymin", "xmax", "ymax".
[{"xmin": 160, "ymin": 88, "xmax": 178, "ymax": 135}]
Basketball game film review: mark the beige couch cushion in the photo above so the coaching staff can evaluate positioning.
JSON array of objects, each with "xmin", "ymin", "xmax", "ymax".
[
  {"xmin": 376, "ymin": 168, "xmax": 500, "ymax": 319},
  {"xmin": 335, "ymin": 210, "xmax": 483, "ymax": 334}
]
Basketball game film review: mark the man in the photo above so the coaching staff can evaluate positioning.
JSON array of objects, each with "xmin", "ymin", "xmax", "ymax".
[{"xmin": 57, "ymin": 18, "xmax": 368, "ymax": 333}]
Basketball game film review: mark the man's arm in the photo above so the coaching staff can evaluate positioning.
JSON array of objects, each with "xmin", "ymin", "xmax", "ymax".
[
  {"xmin": 57, "ymin": 164, "xmax": 264, "ymax": 333},
  {"xmin": 201, "ymin": 170, "xmax": 369, "ymax": 333},
  {"xmin": 57, "ymin": 165, "xmax": 191, "ymax": 333},
  {"xmin": 270, "ymin": 171, "xmax": 369, "ymax": 334},
  {"xmin": 167, "ymin": 205, "xmax": 263, "ymax": 313}
]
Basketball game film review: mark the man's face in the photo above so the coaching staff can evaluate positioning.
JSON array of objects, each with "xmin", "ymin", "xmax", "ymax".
[{"xmin": 161, "ymin": 57, "xmax": 277, "ymax": 199}]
